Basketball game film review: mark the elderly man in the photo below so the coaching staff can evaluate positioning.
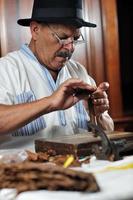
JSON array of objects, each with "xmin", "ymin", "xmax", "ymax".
[{"xmin": 0, "ymin": 0, "xmax": 114, "ymax": 150}]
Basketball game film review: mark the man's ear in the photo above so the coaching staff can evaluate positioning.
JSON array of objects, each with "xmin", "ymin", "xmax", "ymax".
[{"xmin": 30, "ymin": 21, "xmax": 40, "ymax": 40}]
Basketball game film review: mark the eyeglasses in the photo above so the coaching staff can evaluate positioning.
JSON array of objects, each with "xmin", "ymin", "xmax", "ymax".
[{"xmin": 47, "ymin": 24, "xmax": 85, "ymax": 46}]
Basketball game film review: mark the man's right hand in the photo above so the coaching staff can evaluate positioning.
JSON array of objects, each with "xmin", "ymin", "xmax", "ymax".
[{"xmin": 48, "ymin": 78, "xmax": 96, "ymax": 111}]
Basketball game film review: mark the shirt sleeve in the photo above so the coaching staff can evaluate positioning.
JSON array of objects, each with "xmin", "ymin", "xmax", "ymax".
[
  {"xmin": 96, "ymin": 111, "xmax": 114, "ymax": 132},
  {"xmin": 0, "ymin": 59, "xmax": 15, "ymax": 105},
  {"xmin": 0, "ymin": 87, "xmax": 14, "ymax": 105}
]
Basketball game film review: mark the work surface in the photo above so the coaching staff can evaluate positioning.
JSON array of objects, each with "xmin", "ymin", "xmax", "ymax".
[{"xmin": 0, "ymin": 156, "xmax": 133, "ymax": 200}]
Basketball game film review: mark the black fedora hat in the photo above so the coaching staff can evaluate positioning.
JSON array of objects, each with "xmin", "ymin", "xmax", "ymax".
[{"xmin": 17, "ymin": 0, "xmax": 96, "ymax": 28}]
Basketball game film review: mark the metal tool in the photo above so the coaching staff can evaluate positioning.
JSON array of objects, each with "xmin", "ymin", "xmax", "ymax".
[{"xmin": 88, "ymin": 122, "xmax": 126, "ymax": 161}]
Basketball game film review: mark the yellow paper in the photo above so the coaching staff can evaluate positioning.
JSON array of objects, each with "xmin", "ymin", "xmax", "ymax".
[{"xmin": 63, "ymin": 155, "xmax": 74, "ymax": 168}]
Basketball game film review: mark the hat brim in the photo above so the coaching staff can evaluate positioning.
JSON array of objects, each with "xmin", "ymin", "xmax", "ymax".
[{"xmin": 17, "ymin": 18, "xmax": 96, "ymax": 28}]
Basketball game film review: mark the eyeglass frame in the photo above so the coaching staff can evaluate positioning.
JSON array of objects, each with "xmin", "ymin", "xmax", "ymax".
[{"xmin": 46, "ymin": 24, "xmax": 85, "ymax": 46}]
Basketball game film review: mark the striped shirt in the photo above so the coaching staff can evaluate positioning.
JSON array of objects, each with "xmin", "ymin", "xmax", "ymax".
[{"xmin": 0, "ymin": 44, "xmax": 96, "ymax": 150}]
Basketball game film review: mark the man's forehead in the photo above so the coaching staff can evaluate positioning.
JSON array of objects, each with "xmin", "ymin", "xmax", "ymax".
[{"xmin": 50, "ymin": 23, "xmax": 80, "ymax": 33}]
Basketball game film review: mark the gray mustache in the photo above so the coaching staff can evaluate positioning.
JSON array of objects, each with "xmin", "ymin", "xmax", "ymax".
[{"xmin": 56, "ymin": 51, "xmax": 73, "ymax": 59}]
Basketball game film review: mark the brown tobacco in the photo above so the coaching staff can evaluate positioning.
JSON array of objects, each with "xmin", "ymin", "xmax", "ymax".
[
  {"xmin": 74, "ymin": 88, "xmax": 94, "ymax": 96},
  {"xmin": 26, "ymin": 151, "xmax": 90, "ymax": 167},
  {"xmin": 0, "ymin": 161, "xmax": 100, "ymax": 193}
]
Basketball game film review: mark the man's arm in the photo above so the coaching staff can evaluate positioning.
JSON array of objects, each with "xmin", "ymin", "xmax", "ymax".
[
  {"xmin": 84, "ymin": 82, "xmax": 114, "ymax": 132},
  {"xmin": 0, "ymin": 78, "xmax": 96, "ymax": 134}
]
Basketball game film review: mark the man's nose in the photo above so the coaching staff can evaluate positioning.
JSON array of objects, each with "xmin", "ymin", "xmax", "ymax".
[{"xmin": 64, "ymin": 42, "xmax": 75, "ymax": 51}]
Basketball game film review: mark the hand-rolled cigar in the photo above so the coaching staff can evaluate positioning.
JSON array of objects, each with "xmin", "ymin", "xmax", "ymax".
[{"xmin": 74, "ymin": 88, "xmax": 94, "ymax": 96}]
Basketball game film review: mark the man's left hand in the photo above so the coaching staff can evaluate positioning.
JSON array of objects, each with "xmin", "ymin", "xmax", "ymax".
[{"xmin": 91, "ymin": 82, "xmax": 110, "ymax": 116}]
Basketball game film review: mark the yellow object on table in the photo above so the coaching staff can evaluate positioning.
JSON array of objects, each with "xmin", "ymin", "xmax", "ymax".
[
  {"xmin": 63, "ymin": 155, "xmax": 74, "ymax": 168},
  {"xmin": 96, "ymin": 162, "xmax": 133, "ymax": 173}
]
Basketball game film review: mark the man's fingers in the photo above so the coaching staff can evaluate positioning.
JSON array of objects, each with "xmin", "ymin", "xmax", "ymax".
[
  {"xmin": 63, "ymin": 78, "xmax": 96, "ymax": 94},
  {"xmin": 91, "ymin": 82, "xmax": 109, "ymax": 99},
  {"xmin": 97, "ymin": 82, "xmax": 109, "ymax": 91},
  {"xmin": 93, "ymin": 98, "xmax": 109, "ymax": 105}
]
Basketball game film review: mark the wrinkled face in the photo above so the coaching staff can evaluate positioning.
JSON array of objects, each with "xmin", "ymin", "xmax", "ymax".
[{"xmin": 29, "ymin": 22, "xmax": 81, "ymax": 71}]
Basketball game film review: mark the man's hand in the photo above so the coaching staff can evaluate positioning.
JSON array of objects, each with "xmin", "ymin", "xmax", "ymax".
[
  {"xmin": 49, "ymin": 78, "xmax": 96, "ymax": 111},
  {"xmin": 91, "ymin": 82, "xmax": 110, "ymax": 116}
]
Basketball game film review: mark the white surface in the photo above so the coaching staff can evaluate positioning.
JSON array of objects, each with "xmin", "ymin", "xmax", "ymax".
[
  {"xmin": 16, "ymin": 156, "xmax": 133, "ymax": 200},
  {"xmin": 0, "ymin": 189, "xmax": 17, "ymax": 200},
  {"xmin": 0, "ymin": 156, "xmax": 133, "ymax": 200},
  {"xmin": 16, "ymin": 169, "xmax": 133, "ymax": 200}
]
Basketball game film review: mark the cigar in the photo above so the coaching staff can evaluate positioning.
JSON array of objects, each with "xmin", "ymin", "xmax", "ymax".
[{"xmin": 74, "ymin": 88, "xmax": 94, "ymax": 96}]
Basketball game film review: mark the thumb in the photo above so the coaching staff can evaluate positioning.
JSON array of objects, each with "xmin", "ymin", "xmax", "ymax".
[{"xmin": 97, "ymin": 82, "xmax": 109, "ymax": 91}]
